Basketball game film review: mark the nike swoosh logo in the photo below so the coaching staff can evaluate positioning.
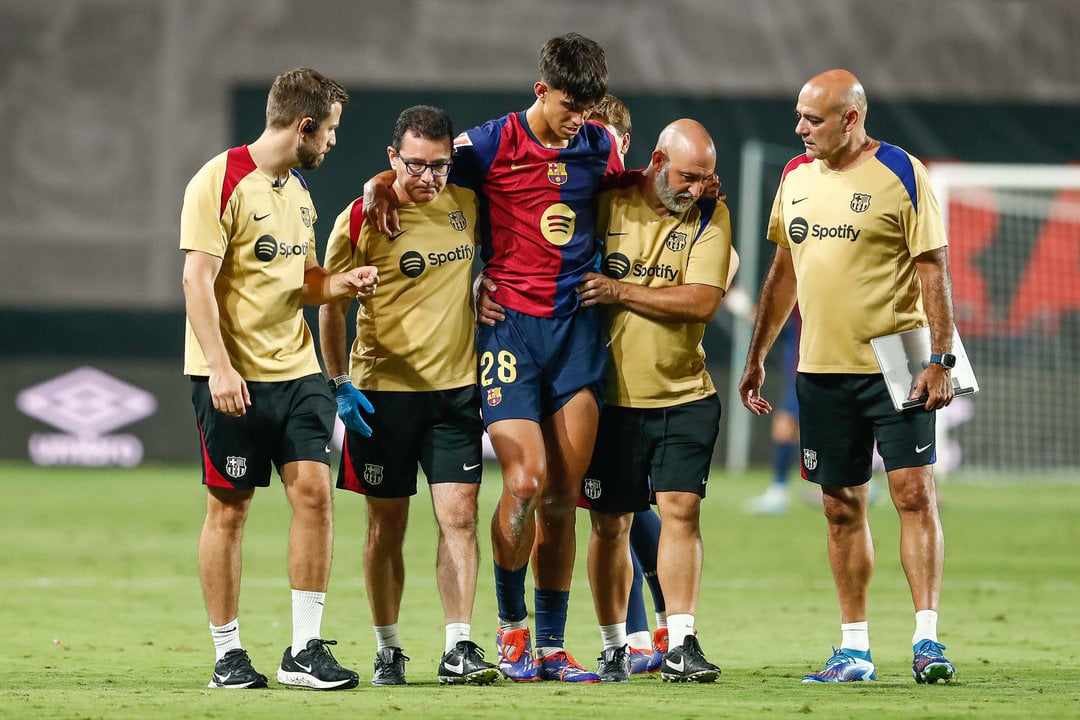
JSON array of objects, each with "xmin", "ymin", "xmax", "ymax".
[
  {"xmin": 214, "ymin": 671, "xmax": 233, "ymax": 683},
  {"xmin": 791, "ymin": 197, "xmax": 809, "ymax": 205},
  {"xmin": 667, "ymin": 657, "xmax": 685, "ymax": 672},
  {"xmin": 253, "ymin": 212, "xmax": 271, "ymax": 221},
  {"xmin": 509, "ymin": 162, "xmax": 543, "ymax": 170},
  {"xmin": 607, "ymin": 231, "xmax": 629, "ymax": 236},
  {"xmin": 463, "ymin": 462, "xmax": 481, "ymax": 471},
  {"xmin": 915, "ymin": 443, "xmax": 932, "ymax": 453},
  {"xmin": 295, "ymin": 662, "xmax": 313, "ymax": 673},
  {"xmin": 388, "ymin": 229, "xmax": 409, "ymax": 241},
  {"xmin": 443, "ymin": 657, "xmax": 465, "ymax": 673}
]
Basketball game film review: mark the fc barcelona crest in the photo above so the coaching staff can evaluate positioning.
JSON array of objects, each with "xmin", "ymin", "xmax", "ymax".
[
  {"xmin": 300, "ymin": 206, "xmax": 313, "ymax": 227},
  {"xmin": 583, "ymin": 477, "xmax": 602, "ymax": 500},
  {"xmin": 803, "ymin": 448, "xmax": 818, "ymax": 471},
  {"xmin": 448, "ymin": 210, "xmax": 468, "ymax": 231},
  {"xmin": 666, "ymin": 231, "xmax": 688, "ymax": 252},
  {"xmin": 487, "ymin": 387, "xmax": 503, "ymax": 407},
  {"xmin": 547, "ymin": 162, "xmax": 568, "ymax": 186},
  {"xmin": 850, "ymin": 193, "xmax": 871, "ymax": 213},
  {"xmin": 363, "ymin": 463, "xmax": 384, "ymax": 486},
  {"xmin": 225, "ymin": 456, "xmax": 247, "ymax": 479}
]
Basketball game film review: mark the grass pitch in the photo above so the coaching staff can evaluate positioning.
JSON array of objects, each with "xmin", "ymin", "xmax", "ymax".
[{"xmin": 1, "ymin": 462, "xmax": 1078, "ymax": 719}]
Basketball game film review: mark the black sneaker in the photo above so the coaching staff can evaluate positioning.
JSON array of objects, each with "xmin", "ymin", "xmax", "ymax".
[
  {"xmin": 371, "ymin": 646, "xmax": 409, "ymax": 686},
  {"xmin": 660, "ymin": 635, "xmax": 721, "ymax": 683},
  {"xmin": 277, "ymin": 638, "xmax": 359, "ymax": 690},
  {"xmin": 438, "ymin": 640, "xmax": 501, "ymax": 685},
  {"xmin": 208, "ymin": 648, "xmax": 268, "ymax": 689},
  {"xmin": 596, "ymin": 644, "xmax": 631, "ymax": 682}
]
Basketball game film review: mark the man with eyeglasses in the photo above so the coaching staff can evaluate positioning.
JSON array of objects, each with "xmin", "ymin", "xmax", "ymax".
[
  {"xmin": 320, "ymin": 105, "xmax": 500, "ymax": 687},
  {"xmin": 365, "ymin": 33, "xmax": 622, "ymax": 684}
]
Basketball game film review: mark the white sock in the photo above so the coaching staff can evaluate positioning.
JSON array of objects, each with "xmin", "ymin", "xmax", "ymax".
[
  {"xmin": 627, "ymin": 630, "xmax": 651, "ymax": 649},
  {"xmin": 499, "ymin": 618, "xmax": 529, "ymax": 632},
  {"xmin": 210, "ymin": 619, "xmax": 241, "ymax": 661},
  {"xmin": 667, "ymin": 613, "xmax": 695, "ymax": 649},
  {"xmin": 841, "ymin": 621, "xmax": 870, "ymax": 652},
  {"xmin": 599, "ymin": 622, "xmax": 627, "ymax": 650},
  {"xmin": 446, "ymin": 622, "xmax": 471, "ymax": 653},
  {"xmin": 913, "ymin": 610, "xmax": 939, "ymax": 645},
  {"xmin": 291, "ymin": 589, "xmax": 325, "ymax": 655},
  {"xmin": 655, "ymin": 612, "xmax": 668, "ymax": 629},
  {"xmin": 374, "ymin": 623, "xmax": 401, "ymax": 650}
]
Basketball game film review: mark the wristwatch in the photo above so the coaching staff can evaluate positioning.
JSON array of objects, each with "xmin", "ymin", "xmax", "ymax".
[
  {"xmin": 929, "ymin": 353, "xmax": 956, "ymax": 369},
  {"xmin": 328, "ymin": 374, "xmax": 351, "ymax": 391}
]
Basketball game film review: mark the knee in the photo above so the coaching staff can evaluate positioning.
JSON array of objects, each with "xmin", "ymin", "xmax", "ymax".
[
  {"xmin": 890, "ymin": 480, "xmax": 936, "ymax": 515},
  {"xmin": 504, "ymin": 471, "xmax": 543, "ymax": 511},
  {"xmin": 367, "ymin": 505, "xmax": 409, "ymax": 545},
  {"xmin": 591, "ymin": 512, "xmax": 632, "ymax": 544},
  {"xmin": 821, "ymin": 489, "xmax": 864, "ymax": 525}
]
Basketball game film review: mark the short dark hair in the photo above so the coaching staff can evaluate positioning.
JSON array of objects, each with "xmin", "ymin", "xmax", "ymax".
[
  {"xmin": 391, "ymin": 105, "xmax": 454, "ymax": 151},
  {"xmin": 589, "ymin": 94, "xmax": 631, "ymax": 135},
  {"xmin": 538, "ymin": 33, "xmax": 608, "ymax": 108},
  {"xmin": 265, "ymin": 67, "xmax": 349, "ymax": 129}
]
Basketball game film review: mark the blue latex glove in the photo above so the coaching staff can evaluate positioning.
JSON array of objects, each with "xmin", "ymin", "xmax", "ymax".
[{"xmin": 333, "ymin": 382, "xmax": 374, "ymax": 437}]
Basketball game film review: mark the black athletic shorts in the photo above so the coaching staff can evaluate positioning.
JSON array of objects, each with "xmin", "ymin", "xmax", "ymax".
[
  {"xmin": 337, "ymin": 385, "xmax": 483, "ymax": 499},
  {"xmin": 191, "ymin": 373, "xmax": 334, "ymax": 489},
  {"xmin": 581, "ymin": 394, "xmax": 721, "ymax": 514},
  {"xmin": 796, "ymin": 372, "xmax": 937, "ymax": 487}
]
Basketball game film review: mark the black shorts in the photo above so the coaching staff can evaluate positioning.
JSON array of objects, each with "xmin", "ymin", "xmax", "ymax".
[
  {"xmin": 796, "ymin": 373, "xmax": 937, "ymax": 487},
  {"xmin": 337, "ymin": 385, "xmax": 483, "ymax": 499},
  {"xmin": 191, "ymin": 373, "xmax": 334, "ymax": 489},
  {"xmin": 581, "ymin": 394, "xmax": 721, "ymax": 513}
]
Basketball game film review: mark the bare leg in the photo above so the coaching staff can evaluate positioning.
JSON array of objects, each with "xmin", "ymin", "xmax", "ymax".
[
  {"xmin": 488, "ymin": 418, "xmax": 546, "ymax": 573},
  {"xmin": 588, "ymin": 510, "xmax": 633, "ymax": 625},
  {"xmin": 199, "ymin": 486, "xmax": 254, "ymax": 625},
  {"xmin": 281, "ymin": 460, "xmax": 335, "ymax": 592},
  {"xmin": 431, "ymin": 482, "xmax": 481, "ymax": 623},
  {"xmin": 821, "ymin": 483, "xmax": 873, "ymax": 623},
  {"xmin": 655, "ymin": 491, "xmax": 703, "ymax": 617},
  {"xmin": 363, "ymin": 496, "xmax": 409, "ymax": 625},
  {"xmin": 887, "ymin": 465, "xmax": 943, "ymax": 611}
]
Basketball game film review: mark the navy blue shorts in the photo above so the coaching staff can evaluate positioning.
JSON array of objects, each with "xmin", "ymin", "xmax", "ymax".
[
  {"xmin": 581, "ymin": 395, "xmax": 721, "ymax": 513},
  {"xmin": 337, "ymin": 385, "xmax": 483, "ymax": 498},
  {"xmin": 476, "ymin": 305, "xmax": 606, "ymax": 425},
  {"xmin": 191, "ymin": 373, "xmax": 334, "ymax": 489},
  {"xmin": 797, "ymin": 373, "xmax": 936, "ymax": 487}
]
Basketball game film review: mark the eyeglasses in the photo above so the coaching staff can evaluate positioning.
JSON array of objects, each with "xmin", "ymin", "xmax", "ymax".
[{"xmin": 397, "ymin": 156, "xmax": 453, "ymax": 177}]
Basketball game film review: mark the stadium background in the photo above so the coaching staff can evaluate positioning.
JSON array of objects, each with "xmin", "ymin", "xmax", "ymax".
[{"xmin": 1, "ymin": 0, "xmax": 1078, "ymax": 470}]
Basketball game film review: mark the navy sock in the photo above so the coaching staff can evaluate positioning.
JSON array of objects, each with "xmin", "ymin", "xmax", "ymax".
[
  {"xmin": 629, "ymin": 509, "xmax": 665, "ymax": 611},
  {"xmin": 494, "ymin": 563, "xmax": 528, "ymax": 623},
  {"xmin": 625, "ymin": 550, "xmax": 650, "ymax": 634},
  {"xmin": 534, "ymin": 589, "xmax": 569, "ymax": 648},
  {"xmin": 772, "ymin": 442, "xmax": 797, "ymax": 485}
]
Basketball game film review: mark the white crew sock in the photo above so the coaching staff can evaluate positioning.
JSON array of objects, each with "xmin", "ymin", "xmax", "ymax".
[
  {"xmin": 446, "ymin": 622, "xmax": 471, "ymax": 653},
  {"xmin": 599, "ymin": 622, "xmax": 627, "ymax": 650},
  {"xmin": 841, "ymin": 621, "xmax": 870, "ymax": 652},
  {"xmin": 667, "ymin": 613, "xmax": 695, "ymax": 649},
  {"xmin": 913, "ymin": 610, "xmax": 939, "ymax": 645},
  {"xmin": 627, "ymin": 630, "xmax": 651, "ymax": 649},
  {"xmin": 291, "ymin": 589, "xmax": 326, "ymax": 655},
  {"xmin": 210, "ymin": 618, "xmax": 242, "ymax": 661},
  {"xmin": 374, "ymin": 623, "xmax": 401, "ymax": 650}
]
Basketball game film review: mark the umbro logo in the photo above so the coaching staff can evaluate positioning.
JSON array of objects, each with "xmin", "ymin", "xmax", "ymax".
[{"xmin": 253, "ymin": 212, "xmax": 271, "ymax": 221}]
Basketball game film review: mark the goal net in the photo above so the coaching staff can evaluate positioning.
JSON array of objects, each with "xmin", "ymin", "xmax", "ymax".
[{"xmin": 929, "ymin": 163, "xmax": 1080, "ymax": 473}]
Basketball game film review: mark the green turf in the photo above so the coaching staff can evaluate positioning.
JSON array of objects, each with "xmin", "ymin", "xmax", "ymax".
[{"xmin": 1, "ymin": 462, "xmax": 1077, "ymax": 719}]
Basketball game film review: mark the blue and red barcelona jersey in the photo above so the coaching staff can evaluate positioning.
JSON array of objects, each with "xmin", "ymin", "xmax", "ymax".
[{"xmin": 449, "ymin": 112, "xmax": 622, "ymax": 318}]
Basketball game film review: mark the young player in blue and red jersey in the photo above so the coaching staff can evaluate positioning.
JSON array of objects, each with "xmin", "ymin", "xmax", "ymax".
[{"xmin": 364, "ymin": 33, "xmax": 622, "ymax": 683}]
